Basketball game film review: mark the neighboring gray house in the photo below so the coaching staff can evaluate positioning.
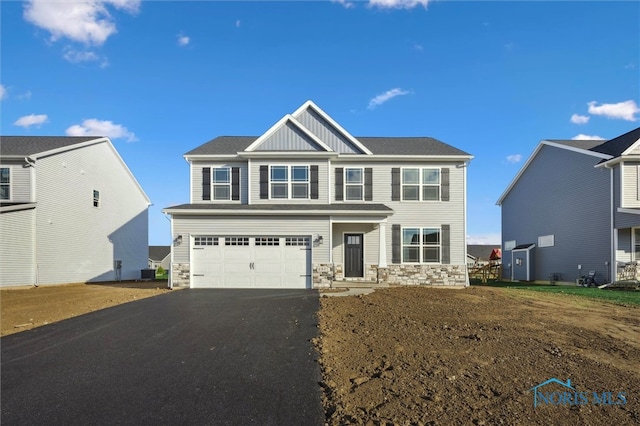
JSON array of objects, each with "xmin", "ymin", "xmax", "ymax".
[
  {"xmin": 163, "ymin": 101, "xmax": 473, "ymax": 289},
  {"xmin": 0, "ymin": 136, "xmax": 151, "ymax": 287},
  {"xmin": 149, "ymin": 246, "xmax": 171, "ymax": 270},
  {"xmin": 497, "ymin": 127, "xmax": 640, "ymax": 284}
]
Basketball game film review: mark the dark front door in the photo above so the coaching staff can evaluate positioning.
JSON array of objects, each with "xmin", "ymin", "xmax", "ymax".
[{"xmin": 344, "ymin": 233, "xmax": 364, "ymax": 278}]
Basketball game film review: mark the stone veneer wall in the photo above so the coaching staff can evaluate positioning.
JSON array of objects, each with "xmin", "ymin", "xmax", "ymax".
[
  {"xmin": 313, "ymin": 263, "xmax": 333, "ymax": 288},
  {"xmin": 171, "ymin": 263, "xmax": 190, "ymax": 288},
  {"xmin": 383, "ymin": 264, "xmax": 467, "ymax": 286}
]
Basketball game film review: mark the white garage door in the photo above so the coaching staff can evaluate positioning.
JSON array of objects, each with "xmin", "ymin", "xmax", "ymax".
[{"xmin": 191, "ymin": 236, "xmax": 311, "ymax": 289}]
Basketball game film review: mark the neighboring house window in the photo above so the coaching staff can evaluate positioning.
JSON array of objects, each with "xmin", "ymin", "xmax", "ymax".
[
  {"xmin": 402, "ymin": 227, "xmax": 440, "ymax": 263},
  {"xmin": 93, "ymin": 190, "xmax": 100, "ymax": 207},
  {"xmin": 634, "ymin": 229, "xmax": 640, "ymax": 260},
  {"xmin": 538, "ymin": 235, "xmax": 554, "ymax": 248},
  {"xmin": 345, "ymin": 168, "xmax": 363, "ymax": 201},
  {"xmin": 212, "ymin": 167, "xmax": 231, "ymax": 200},
  {"xmin": 402, "ymin": 168, "xmax": 440, "ymax": 201},
  {"xmin": 0, "ymin": 167, "xmax": 9, "ymax": 200},
  {"xmin": 504, "ymin": 240, "xmax": 516, "ymax": 251},
  {"xmin": 270, "ymin": 165, "xmax": 309, "ymax": 199}
]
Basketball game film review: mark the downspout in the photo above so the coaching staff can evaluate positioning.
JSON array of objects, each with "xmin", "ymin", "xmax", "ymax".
[
  {"xmin": 460, "ymin": 160, "xmax": 470, "ymax": 287},
  {"xmin": 163, "ymin": 212, "xmax": 173, "ymax": 289},
  {"xmin": 25, "ymin": 157, "xmax": 38, "ymax": 287},
  {"xmin": 608, "ymin": 164, "xmax": 615, "ymax": 282}
]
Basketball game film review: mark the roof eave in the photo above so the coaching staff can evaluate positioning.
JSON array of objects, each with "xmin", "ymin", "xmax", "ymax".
[{"xmin": 162, "ymin": 207, "xmax": 394, "ymax": 216}]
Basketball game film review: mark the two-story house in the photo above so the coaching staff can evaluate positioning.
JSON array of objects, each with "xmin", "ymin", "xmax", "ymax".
[
  {"xmin": 497, "ymin": 126, "xmax": 640, "ymax": 284},
  {"xmin": 0, "ymin": 136, "xmax": 151, "ymax": 287},
  {"xmin": 163, "ymin": 101, "xmax": 473, "ymax": 289}
]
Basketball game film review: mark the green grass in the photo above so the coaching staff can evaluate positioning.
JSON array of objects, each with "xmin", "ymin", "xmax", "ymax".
[
  {"xmin": 472, "ymin": 280, "xmax": 640, "ymax": 306},
  {"xmin": 155, "ymin": 273, "xmax": 168, "ymax": 280}
]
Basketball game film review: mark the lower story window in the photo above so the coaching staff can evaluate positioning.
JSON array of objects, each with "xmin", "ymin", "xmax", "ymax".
[{"xmin": 402, "ymin": 227, "xmax": 440, "ymax": 263}]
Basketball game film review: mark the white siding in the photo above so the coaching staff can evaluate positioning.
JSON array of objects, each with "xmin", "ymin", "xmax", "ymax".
[
  {"xmin": 172, "ymin": 215, "xmax": 330, "ymax": 264},
  {"xmin": 191, "ymin": 161, "xmax": 248, "ymax": 203},
  {"xmin": 0, "ymin": 208, "xmax": 35, "ymax": 286},
  {"xmin": 35, "ymin": 142, "xmax": 149, "ymax": 285},
  {"xmin": 333, "ymin": 161, "xmax": 467, "ymax": 265},
  {"xmin": 0, "ymin": 161, "xmax": 32, "ymax": 203},
  {"xmin": 622, "ymin": 162, "xmax": 640, "ymax": 208}
]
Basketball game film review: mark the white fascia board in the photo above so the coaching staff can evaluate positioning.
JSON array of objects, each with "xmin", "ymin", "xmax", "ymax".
[
  {"xmin": 620, "ymin": 136, "xmax": 640, "ymax": 156},
  {"xmin": 162, "ymin": 208, "xmax": 394, "ymax": 216},
  {"xmin": 596, "ymin": 155, "xmax": 640, "ymax": 169},
  {"xmin": 244, "ymin": 114, "xmax": 332, "ymax": 152},
  {"xmin": 332, "ymin": 154, "xmax": 474, "ymax": 162},
  {"xmin": 0, "ymin": 203, "xmax": 37, "ymax": 213},
  {"xmin": 291, "ymin": 100, "xmax": 374, "ymax": 155},
  {"xmin": 184, "ymin": 154, "xmax": 240, "ymax": 161},
  {"xmin": 617, "ymin": 207, "xmax": 640, "ymax": 215},
  {"xmin": 238, "ymin": 151, "xmax": 339, "ymax": 159},
  {"xmin": 496, "ymin": 140, "xmax": 611, "ymax": 206}
]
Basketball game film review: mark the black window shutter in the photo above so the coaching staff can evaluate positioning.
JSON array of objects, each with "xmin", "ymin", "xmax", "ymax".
[
  {"xmin": 392, "ymin": 224, "xmax": 401, "ymax": 264},
  {"xmin": 259, "ymin": 165, "xmax": 268, "ymax": 199},
  {"xmin": 231, "ymin": 167, "xmax": 240, "ymax": 201},
  {"xmin": 391, "ymin": 168, "xmax": 400, "ymax": 201},
  {"xmin": 441, "ymin": 168, "xmax": 450, "ymax": 202},
  {"xmin": 202, "ymin": 167, "xmax": 211, "ymax": 201},
  {"xmin": 364, "ymin": 168, "xmax": 373, "ymax": 201},
  {"xmin": 310, "ymin": 165, "xmax": 319, "ymax": 199},
  {"xmin": 441, "ymin": 224, "xmax": 450, "ymax": 264},
  {"xmin": 335, "ymin": 168, "xmax": 344, "ymax": 201}
]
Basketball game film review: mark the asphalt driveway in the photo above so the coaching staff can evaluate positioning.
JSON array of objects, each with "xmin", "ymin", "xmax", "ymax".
[{"xmin": 1, "ymin": 289, "xmax": 324, "ymax": 425}]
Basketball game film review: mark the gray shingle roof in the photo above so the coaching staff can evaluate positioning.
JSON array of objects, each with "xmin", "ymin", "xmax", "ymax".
[
  {"xmin": 545, "ymin": 139, "xmax": 607, "ymax": 151},
  {"xmin": 165, "ymin": 203, "xmax": 393, "ymax": 212},
  {"xmin": 467, "ymin": 245, "xmax": 501, "ymax": 260},
  {"xmin": 184, "ymin": 136, "xmax": 470, "ymax": 157},
  {"xmin": 589, "ymin": 127, "xmax": 640, "ymax": 157},
  {"xmin": 149, "ymin": 246, "xmax": 171, "ymax": 261},
  {"xmin": 0, "ymin": 136, "xmax": 101, "ymax": 156}
]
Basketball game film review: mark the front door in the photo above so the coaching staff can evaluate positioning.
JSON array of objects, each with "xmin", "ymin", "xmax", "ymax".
[{"xmin": 344, "ymin": 233, "xmax": 364, "ymax": 278}]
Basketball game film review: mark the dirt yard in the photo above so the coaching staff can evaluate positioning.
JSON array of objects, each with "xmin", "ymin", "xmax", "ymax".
[
  {"xmin": 1, "ymin": 281, "xmax": 173, "ymax": 336},
  {"xmin": 2, "ymin": 283, "xmax": 639, "ymax": 425},
  {"xmin": 316, "ymin": 286, "xmax": 640, "ymax": 425}
]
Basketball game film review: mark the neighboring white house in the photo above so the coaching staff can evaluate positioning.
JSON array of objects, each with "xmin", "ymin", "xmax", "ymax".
[
  {"xmin": 163, "ymin": 101, "xmax": 473, "ymax": 289},
  {"xmin": 148, "ymin": 246, "xmax": 171, "ymax": 270},
  {"xmin": 0, "ymin": 136, "xmax": 151, "ymax": 287}
]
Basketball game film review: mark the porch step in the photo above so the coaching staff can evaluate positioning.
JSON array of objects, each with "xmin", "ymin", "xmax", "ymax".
[{"xmin": 332, "ymin": 280, "xmax": 389, "ymax": 289}]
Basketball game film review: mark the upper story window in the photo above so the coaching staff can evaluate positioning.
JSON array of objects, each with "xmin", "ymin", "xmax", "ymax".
[
  {"xmin": 0, "ymin": 167, "xmax": 10, "ymax": 200},
  {"xmin": 402, "ymin": 227, "xmax": 440, "ymax": 263},
  {"xmin": 270, "ymin": 165, "xmax": 309, "ymax": 199},
  {"xmin": 345, "ymin": 168, "xmax": 363, "ymax": 201},
  {"xmin": 93, "ymin": 190, "xmax": 100, "ymax": 207},
  {"xmin": 402, "ymin": 168, "xmax": 440, "ymax": 201},
  {"xmin": 212, "ymin": 167, "xmax": 231, "ymax": 200}
]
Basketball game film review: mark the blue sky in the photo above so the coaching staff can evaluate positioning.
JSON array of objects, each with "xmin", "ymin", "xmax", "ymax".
[{"xmin": 2, "ymin": 0, "xmax": 639, "ymax": 246}]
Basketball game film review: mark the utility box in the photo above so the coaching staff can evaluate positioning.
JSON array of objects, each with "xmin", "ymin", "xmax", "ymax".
[
  {"xmin": 512, "ymin": 244, "xmax": 536, "ymax": 281},
  {"xmin": 141, "ymin": 269, "xmax": 155, "ymax": 280}
]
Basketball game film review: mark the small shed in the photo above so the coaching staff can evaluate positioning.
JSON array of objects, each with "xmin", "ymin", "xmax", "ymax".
[{"xmin": 512, "ymin": 244, "xmax": 535, "ymax": 281}]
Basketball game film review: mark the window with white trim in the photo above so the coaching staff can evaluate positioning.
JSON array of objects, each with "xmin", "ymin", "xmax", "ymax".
[
  {"xmin": 538, "ymin": 234, "xmax": 554, "ymax": 248},
  {"xmin": 0, "ymin": 167, "xmax": 10, "ymax": 200},
  {"xmin": 212, "ymin": 167, "xmax": 231, "ymax": 200},
  {"xmin": 270, "ymin": 165, "xmax": 309, "ymax": 199},
  {"xmin": 505, "ymin": 240, "xmax": 516, "ymax": 251},
  {"xmin": 402, "ymin": 227, "xmax": 440, "ymax": 263},
  {"xmin": 194, "ymin": 237, "xmax": 218, "ymax": 246},
  {"xmin": 345, "ymin": 168, "xmax": 364, "ymax": 201},
  {"xmin": 225, "ymin": 237, "xmax": 249, "ymax": 246},
  {"xmin": 402, "ymin": 168, "xmax": 440, "ymax": 201},
  {"xmin": 93, "ymin": 190, "xmax": 100, "ymax": 207},
  {"xmin": 255, "ymin": 237, "xmax": 280, "ymax": 246}
]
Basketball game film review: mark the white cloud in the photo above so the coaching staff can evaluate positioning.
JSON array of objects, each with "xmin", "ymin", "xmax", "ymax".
[
  {"xmin": 17, "ymin": 90, "xmax": 32, "ymax": 100},
  {"xmin": 332, "ymin": 0, "xmax": 355, "ymax": 8},
  {"xmin": 570, "ymin": 114, "xmax": 589, "ymax": 125},
  {"xmin": 177, "ymin": 34, "xmax": 190, "ymax": 46},
  {"xmin": 506, "ymin": 154, "xmax": 522, "ymax": 164},
  {"xmin": 66, "ymin": 119, "xmax": 137, "ymax": 142},
  {"xmin": 14, "ymin": 114, "xmax": 48, "ymax": 128},
  {"xmin": 572, "ymin": 134, "xmax": 605, "ymax": 141},
  {"xmin": 0, "ymin": 84, "xmax": 6, "ymax": 100},
  {"xmin": 23, "ymin": 0, "xmax": 140, "ymax": 46},
  {"xmin": 413, "ymin": 43, "xmax": 424, "ymax": 51},
  {"xmin": 467, "ymin": 233, "xmax": 501, "ymax": 245},
  {"xmin": 236, "ymin": 20, "xmax": 241, "ymax": 28},
  {"xmin": 369, "ymin": 0, "xmax": 430, "ymax": 9},
  {"xmin": 587, "ymin": 100, "xmax": 640, "ymax": 122},
  {"xmin": 367, "ymin": 88, "xmax": 410, "ymax": 110}
]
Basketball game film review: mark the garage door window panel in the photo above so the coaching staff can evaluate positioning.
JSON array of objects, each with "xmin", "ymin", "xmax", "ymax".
[
  {"xmin": 195, "ymin": 237, "xmax": 219, "ymax": 246},
  {"xmin": 226, "ymin": 237, "xmax": 249, "ymax": 246},
  {"xmin": 256, "ymin": 237, "xmax": 280, "ymax": 246}
]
